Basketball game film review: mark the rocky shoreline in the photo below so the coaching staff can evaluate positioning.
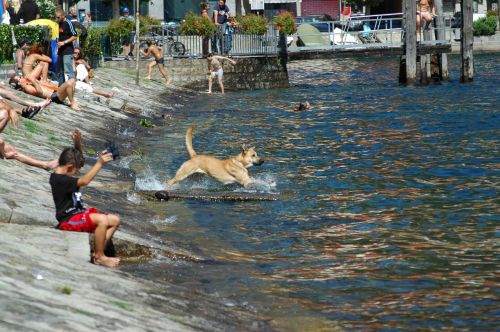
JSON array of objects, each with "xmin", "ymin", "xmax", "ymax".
[{"xmin": 0, "ymin": 67, "xmax": 269, "ymax": 331}]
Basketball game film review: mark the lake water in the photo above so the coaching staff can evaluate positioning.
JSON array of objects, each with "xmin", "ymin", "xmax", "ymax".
[{"xmin": 124, "ymin": 54, "xmax": 499, "ymax": 331}]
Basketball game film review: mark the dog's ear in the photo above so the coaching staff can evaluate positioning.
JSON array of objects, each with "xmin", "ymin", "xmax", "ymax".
[{"xmin": 241, "ymin": 144, "xmax": 248, "ymax": 155}]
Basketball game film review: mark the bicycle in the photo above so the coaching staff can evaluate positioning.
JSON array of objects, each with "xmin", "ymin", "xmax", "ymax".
[{"xmin": 139, "ymin": 28, "xmax": 186, "ymax": 57}]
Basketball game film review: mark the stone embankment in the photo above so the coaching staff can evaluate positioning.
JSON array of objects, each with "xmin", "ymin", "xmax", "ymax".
[{"xmin": 0, "ymin": 67, "xmax": 267, "ymax": 331}]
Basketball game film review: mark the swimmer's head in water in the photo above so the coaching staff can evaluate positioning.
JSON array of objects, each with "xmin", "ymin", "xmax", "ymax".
[{"xmin": 298, "ymin": 101, "xmax": 311, "ymax": 111}]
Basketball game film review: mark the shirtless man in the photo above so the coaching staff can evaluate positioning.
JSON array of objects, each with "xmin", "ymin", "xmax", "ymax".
[
  {"xmin": 207, "ymin": 53, "xmax": 236, "ymax": 94},
  {"xmin": 9, "ymin": 75, "xmax": 80, "ymax": 111},
  {"xmin": 0, "ymin": 100, "xmax": 58, "ymax": 170},
  {"xmin": 417, "ymin": 0, "xmax": 435, "ymax": 32},
  {"xmin": 140, "ymin": 41, "xmax": 171, "ymax": 84},
  {"xmin": 23, "ymin": 44, "xmax": 52, "ymax": 82}
]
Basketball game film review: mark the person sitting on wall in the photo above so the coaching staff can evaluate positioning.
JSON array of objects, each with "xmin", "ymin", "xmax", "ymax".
[
  {"xmin": 22, "ymin": 44, "xmax": 52, "ymax": 82},
  {"xmin": 73, "ymin": 48, "xmax": 114, "ymax": 98},
  {"xmin": 416, "ymin": 0, "xmax": 436, "ymax": 33},
  {"xmin": 15, "ymin": 39, "xmax": 31, "ymax": 76}
]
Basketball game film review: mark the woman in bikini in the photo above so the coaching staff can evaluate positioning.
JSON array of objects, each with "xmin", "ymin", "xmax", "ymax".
[{"xmin": 22, "ymin": 44, "xmax": 52, "ymax": 83}]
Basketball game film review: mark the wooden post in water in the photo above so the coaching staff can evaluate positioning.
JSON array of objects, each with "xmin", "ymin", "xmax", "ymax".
[
  {"xmin": 461, "ymin": 0, "xmax": 474, "ymax": 82},
  {"xmin": 420, "ymin": 29, "xmax": 432, "ymax": 84},
  {"xmin": 403, "ymin": 0, "xmax": 417, "ymax": 84},
  {"xmin": 433, "ymin": 0, "xmax": 449, "ymax": 80}
]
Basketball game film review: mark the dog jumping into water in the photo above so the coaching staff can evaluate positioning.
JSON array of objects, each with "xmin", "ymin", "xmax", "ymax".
[{"xmin": 167, "ymin": 125, "xmax": 264, "ymax": 187}]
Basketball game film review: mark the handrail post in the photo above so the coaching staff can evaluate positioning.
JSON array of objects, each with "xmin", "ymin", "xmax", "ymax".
[
  {"xmin": 404, "ymin": 0, "xmax": 417, "ymax": 84},
  {"xmin": 434, "ymin": 0, "xmax": 449, "ymax": 80},
  {"xmin": 461, "ymin": 0, "xmax": 474, "ymax": 82}
]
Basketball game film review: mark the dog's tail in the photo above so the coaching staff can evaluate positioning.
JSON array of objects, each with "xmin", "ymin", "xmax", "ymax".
[{"xmin": 186, "ymin": 124, "xmax": 196, "ymax": 158}]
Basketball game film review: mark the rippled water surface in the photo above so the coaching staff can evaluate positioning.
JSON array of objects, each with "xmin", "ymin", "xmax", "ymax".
[{"xmin": 126, "ymin": 54, "xmax": 499, "ymax": 330}]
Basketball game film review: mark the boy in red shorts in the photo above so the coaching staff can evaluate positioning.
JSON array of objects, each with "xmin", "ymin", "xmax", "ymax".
[{"xmin": 49, "ymin": 129, "xmax": 120, "ymax": 267}]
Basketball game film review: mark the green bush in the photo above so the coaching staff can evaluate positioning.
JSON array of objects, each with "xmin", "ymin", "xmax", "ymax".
[
  {"xmin": 180, "ymin": 12, "xmax": 216, "ymax": 36},
  {"xmin": 82, "ymin": 28, "xmax": 104, "ymax": 58},
  {"xmin": 473, "ymin": 15, "xmax": 497, "ymax": 36},
  {"xmin": 0, "ymin": 25, "xmax": 45, "ymax": 64},
  {"xmin": 104, "ymin": 16, "xmax": 161, "ymax": 55},
  {"xmin": 238, "ymin": 14, "xmax": 268, "ymax": 35},
  {"xmin": 273, "ymin": 11, "xmax": 296, "ymax": 35},
  {"xmin": 486, "ymin": 9, "xmax": 498, "ymax": 18}
]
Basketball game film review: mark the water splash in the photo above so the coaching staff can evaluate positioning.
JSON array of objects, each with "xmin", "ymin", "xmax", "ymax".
[
  {"xmin": 150, "ymin": 216, "xmax": 178, "ymax": 225},
  {"xmin": 135, "ymin": 167, "xmax": 165, "ymax": 190},
  {"xmin": 127, "ymin": 192, "xmax": 143, "ymax": 205}
]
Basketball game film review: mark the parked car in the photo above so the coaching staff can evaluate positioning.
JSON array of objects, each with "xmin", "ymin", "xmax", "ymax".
[{"xmin": 296, "ymin": 15, "xmax": 335, "ymax": 33}]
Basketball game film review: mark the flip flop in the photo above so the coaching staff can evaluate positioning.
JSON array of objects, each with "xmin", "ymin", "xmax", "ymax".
[
  {"xmin": 21, "ymin": 106, "xmax": 32, "ymax": 118},
  {"xmin": 28, "ymin": 106, "xmax": 42, "ymax": 119}
]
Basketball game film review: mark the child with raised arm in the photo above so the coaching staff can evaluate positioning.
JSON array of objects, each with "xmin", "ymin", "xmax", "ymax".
[
  {"xmin": 140, "ymin": 41, "xmax": 172, "ymax": 84},
  {"xmin": 206, "ymin": 53, "xmax": 236, "ymax": 94},
  {"xmin": 50, "ymin": 129, "xmax": 121, "ymax": 267}
]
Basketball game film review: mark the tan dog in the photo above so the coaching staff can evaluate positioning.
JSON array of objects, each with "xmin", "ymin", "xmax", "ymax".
[{"xmin": 167, "ymin": 125, "xmax": 264, "ymax": 187}]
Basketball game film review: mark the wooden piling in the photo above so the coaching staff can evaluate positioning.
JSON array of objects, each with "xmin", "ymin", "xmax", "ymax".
[
  {"xmin": 461, "ymin": 0, "xmax": 474, "ymax": 82},
  {"xmin": 403, "ymin": 0, "xmax": 417, "ymax": 84},
  {"xmin": 433, "ymin": 0, "xmax": 449, "ymax": 80}
]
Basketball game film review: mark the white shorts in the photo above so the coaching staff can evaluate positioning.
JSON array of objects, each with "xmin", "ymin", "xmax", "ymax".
[
  {"xmin": 210, "ymin": 68, "xmax": 223, "ymax": 80},
  {"xmin": 75, "ymin": 81, "xmax": 93, "ymax": 93}
]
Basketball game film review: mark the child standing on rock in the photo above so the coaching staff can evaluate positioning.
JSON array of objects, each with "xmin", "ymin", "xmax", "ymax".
[
  {"xmin": 140, "ymin": 41, "xmax": 172, "ymax": 85},
  {"xmin": 49, "ymin": 129, "xmax": 121, "ymax": 267}
]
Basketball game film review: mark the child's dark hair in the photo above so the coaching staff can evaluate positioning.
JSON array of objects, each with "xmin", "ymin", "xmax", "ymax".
[{"xmin": 59, "ymin": 147, "xmax": 85, "ymax": 168}]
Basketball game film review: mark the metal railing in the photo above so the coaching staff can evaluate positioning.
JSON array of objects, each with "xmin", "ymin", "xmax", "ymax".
[
  {"xmin": 138, "ymin": 24, "xmax": 279, "ymax": 58},
  {"xmin": 288, "ymin": 12, "xmax": 455, "ymax": 52}
]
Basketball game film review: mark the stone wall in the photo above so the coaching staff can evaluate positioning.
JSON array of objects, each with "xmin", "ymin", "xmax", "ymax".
[{"xmin": 103, "ymin": 56, "xmax": 290, "ymax": 91}]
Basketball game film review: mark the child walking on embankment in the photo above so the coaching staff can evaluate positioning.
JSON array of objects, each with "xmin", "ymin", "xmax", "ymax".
[{"xmin": 49, "ymin": 129, "xmax": 121, "ymax": 267}]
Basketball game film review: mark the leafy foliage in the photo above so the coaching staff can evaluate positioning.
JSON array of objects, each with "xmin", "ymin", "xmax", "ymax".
[
  {"xmin": 35, "ymin": 0, "xmax": 56, "ymax": 20},
  {"xmin": 273, "ymin": 11, "xmax": 296, "ymax": 35},
  {"xmin": 0, "ymin": 25, "xmax": 45, "ymax": 63},
  {"xmin": 486, "ymin": 9, "xmax": 499, "ymax": 18},
  {"xmin": 238, "ymin": 14, "xmax": 268, "ymax": 35},
  {"xmin": 473, "ymin": 15, "xmax": 498, "ymax": 36},
  {"xmin": 81, "ymin": 28, "xmax": 104, "ymax": 58},
  {"xmin": 180, "ymin": 12, "xmax": 216, "ymax": 36},
  {"xmin": 103, "ymin": 16, "xmax": 161, "ymax": 55}
]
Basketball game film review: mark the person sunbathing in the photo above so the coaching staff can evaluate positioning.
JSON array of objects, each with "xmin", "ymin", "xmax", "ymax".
[
  {"xmin": 0, "ymin": 82, "xmax": 51, "ymax": 113},
  {"xmin": 9, "ymin": 75, "xmax": 80, "ymax": 111},
  {"xmin": 22, "ymin": 44, "xmax": 52, "ymax": 83}
]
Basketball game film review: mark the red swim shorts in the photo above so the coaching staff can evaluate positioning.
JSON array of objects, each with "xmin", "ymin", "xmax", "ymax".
[{"xmin": 58, "ymin": 208, "xmax": 101, "ymax": 233}]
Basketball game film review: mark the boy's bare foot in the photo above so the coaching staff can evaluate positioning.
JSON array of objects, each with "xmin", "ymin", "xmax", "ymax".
[
  {"xmin": 145, "ymin": 76, "xmax": 151, "ymax": 80},
  {"xmin": 207, "ymin": 90, "xmax": 212, "ymax": 94},
  {"xmin": 70, "ymin": 103, "xmax": 81, "ymax": 111},
  {"xmin": 165, "ymin": 79, "xmax": 172, "ymax": 85},
  {"xmin": 94, "ymin": 255, "xmax": 120, "ymax": 267},
  {"xmin": 44, "ymin": 159, "xmax": 59, "ymax": 170}
]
